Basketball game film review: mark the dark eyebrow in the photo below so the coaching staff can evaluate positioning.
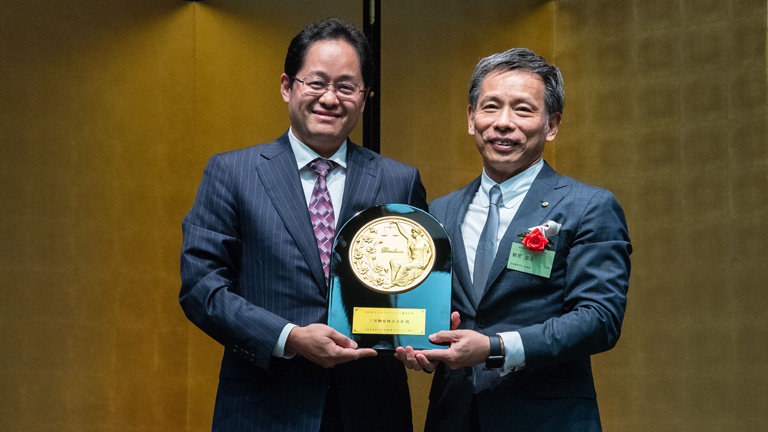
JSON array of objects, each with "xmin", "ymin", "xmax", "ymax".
[
  {"xmin": 305, "ymin": 71, "xmax": 359, "ymax": 81},
  {"xmin": 479, "ymin": 93, "xmax": 540, "ymax": 108}
]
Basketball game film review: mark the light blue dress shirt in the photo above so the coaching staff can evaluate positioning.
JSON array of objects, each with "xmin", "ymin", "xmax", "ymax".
[
  {"xmin": 272, "ymin": 128, "xmax": 348, "ymax": 358},
  {"xmin": 461, "ymin": 159, "xmax": 544, "ymax": 375}
]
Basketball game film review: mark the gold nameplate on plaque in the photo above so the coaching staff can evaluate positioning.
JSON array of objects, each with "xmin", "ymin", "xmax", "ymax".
[
  {"xmin": 349, "ymin": 216, "xmax": 436, "ymax": 294},
  {"xmin": 352, "ymin": 307, "xmax": 426, "ymax": 335}
]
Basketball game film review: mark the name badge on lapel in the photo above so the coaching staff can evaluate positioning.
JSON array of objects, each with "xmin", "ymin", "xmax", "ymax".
[
  {"xmin": 507, "ymin": 221, "xmax": 561, "ymax": 278},
  {"xmin": 507, "ymin": 244, "xmax": 555, "ymax": 278}
]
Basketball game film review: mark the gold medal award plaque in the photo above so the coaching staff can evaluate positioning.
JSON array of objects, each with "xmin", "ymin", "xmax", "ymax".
[{"xmin": 327, "ymin": 204, "xmax": 452, "ymax": 350}]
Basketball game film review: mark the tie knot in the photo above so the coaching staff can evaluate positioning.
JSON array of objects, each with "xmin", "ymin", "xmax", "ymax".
[
  {"xmin": 489, "ymin": 185, "xmax": 502, "ymax": 207},
  {"xmin": 310, "ymin": 158, "xmax": 336, "ymax": 178}
]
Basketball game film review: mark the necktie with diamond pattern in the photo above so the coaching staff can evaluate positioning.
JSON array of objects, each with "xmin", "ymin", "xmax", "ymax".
[{"xmin": 308, "ymin": 158, "xmax": 337, "ymax": 284}]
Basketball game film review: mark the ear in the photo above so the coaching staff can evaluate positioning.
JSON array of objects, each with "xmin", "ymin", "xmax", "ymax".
[
  {"xmin": 546, "ymin": 112, "xmax": 562, "ymax": 142},
  {"xmin": 467, "ymin": 105, "xmax": 476, "ymax": 135},
  {"xmin": 358, "ymin": 88, "xmax": 370, "ymax": 113},
  {"xmin": 280, "ymin": 74, "xmax": 291, "ymax": 103}
]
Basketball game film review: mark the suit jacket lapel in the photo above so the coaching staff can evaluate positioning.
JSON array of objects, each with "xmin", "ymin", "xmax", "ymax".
[
  {"xmin": 484, "ymin": 162, "xmax": 568, "ymax": 294},
  {"xmin": 448, "ymin": 177, "xmax": 481, "ymax": 308},
  {"xmin": 337, "ymin": 143, "xmax": 379, "ymax": 227},
  {"xmin": 257, "ymin": 134, "xmax": 328, "ymax": 292}
]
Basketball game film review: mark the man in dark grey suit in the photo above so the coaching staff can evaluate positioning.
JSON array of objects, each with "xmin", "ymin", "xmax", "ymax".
[
  {"xmin": 180, "ymin": 18, "xmax": 425, "ymax": 432},
  {"xmin": 395, "ymin": 48, "xmax": 631, "ymax": 431}
]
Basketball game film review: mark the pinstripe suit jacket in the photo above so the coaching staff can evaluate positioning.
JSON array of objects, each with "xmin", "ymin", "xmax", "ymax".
[
  {"xmin": 180, "ymin": 133, "xmax": 426, "ymax": 432},
  {"xmin": 425, "ymin": 162, "xmax": 631, "ymax": 432}
]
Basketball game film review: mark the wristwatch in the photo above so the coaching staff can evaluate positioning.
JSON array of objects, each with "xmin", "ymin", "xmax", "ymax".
[{"xmin": 485, "ymin": 335, "xmax": 504, "ymax": 369}]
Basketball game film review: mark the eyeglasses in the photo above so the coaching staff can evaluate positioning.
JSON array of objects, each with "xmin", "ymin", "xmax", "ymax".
[{"xmin": 291, "ymin": 76, "xmax": 366, "ymax": 100}]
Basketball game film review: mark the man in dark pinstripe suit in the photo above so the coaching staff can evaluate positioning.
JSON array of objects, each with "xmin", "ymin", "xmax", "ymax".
[{"xmin": 180, "ymin": 19, "xmax": 426, "ymax": 432}]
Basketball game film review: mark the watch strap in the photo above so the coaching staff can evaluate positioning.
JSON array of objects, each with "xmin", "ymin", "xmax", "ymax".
[{"xmin": 485, "ymin": 334, "xmax": 504, "ymax": 369}]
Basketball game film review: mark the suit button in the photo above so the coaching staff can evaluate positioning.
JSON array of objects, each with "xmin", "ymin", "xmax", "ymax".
[{"xmin": 477, "ymin": 319, "xmax": 486, "ymax": 328}]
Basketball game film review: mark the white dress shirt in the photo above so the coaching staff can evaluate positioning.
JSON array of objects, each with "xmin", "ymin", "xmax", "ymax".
[
  {"xmin": 272, "ymin": 128, "xmax": 348, "ymax": 358},
  {"xmin": 461, "ymin": 159, "xmax": 544, "ymax": 375}
]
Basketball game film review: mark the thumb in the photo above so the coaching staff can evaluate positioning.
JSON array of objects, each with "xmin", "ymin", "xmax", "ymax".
[
  {"xmin": 328, "ymin": 329, "xmax": 358, "ymax": 349},
  {"xmin": 450, "ymin": 311, "xmax": 461, "ymax": 330},
  {"xmin": 429, "ymin": 330, "xmax": 457, "ymax": 344}
]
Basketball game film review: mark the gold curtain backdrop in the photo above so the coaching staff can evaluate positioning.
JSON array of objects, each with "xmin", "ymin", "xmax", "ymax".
[{"xmin": 1, "ymin": 1, "xmax": 766, "ymax": 431}]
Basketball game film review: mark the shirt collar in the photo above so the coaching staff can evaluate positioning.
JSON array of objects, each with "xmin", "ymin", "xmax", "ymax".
[
  {"xmin": 479, "ymin": 159, "xmax": 544, "ymax": 208},
  {"xmin": 288, "ymin": 127, "xmax": 348, "ymax": 170}
]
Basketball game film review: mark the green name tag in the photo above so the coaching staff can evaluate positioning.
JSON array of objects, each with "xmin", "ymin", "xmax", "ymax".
[{"xmin": 507, "ymin": 243, "xmax": 555, "ymax": 278}]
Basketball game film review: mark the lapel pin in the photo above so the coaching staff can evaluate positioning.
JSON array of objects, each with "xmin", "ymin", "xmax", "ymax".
[{"xmin": 541, "ymin": 201, "xmax": 549, "ymax": 207}]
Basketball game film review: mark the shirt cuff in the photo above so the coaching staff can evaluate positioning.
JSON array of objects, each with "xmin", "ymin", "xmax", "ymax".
[
  {"xmin": 498, "ymin": 331, "xmax": 526, "ymax": 376},
  {"xmin": 272, "ymin": 323, "xmax": 298, "ymax": 359}
]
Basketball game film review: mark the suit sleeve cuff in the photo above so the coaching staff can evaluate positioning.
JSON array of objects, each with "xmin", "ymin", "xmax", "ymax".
[
  {"xmin": 498, "ymin": 331, "xmax": 526, "ymax": 376},
  {"xmin": 272, "ymin": 323, "xmax": 298, "ymax": 359}
]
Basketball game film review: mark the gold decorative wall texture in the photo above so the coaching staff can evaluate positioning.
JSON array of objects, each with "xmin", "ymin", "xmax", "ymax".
[
  {"xmin": 1, "ymin": 2, "xmax": 197, "ymax": 430},
  {"xmin": 1, "ymin": 1, "xmax": 766, "ymax": 431},
  {"xmin": 552, "ymin": 1, "xmax": 768, "ymax": 430}
]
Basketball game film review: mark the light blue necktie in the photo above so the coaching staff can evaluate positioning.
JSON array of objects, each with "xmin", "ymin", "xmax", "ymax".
[{"xmin": 473, "ymin": 185, "xmax": 502, "ymax": 299}]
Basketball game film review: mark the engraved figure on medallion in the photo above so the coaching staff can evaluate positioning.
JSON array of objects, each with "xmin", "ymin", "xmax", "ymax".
[{"xmin": 389, "ymin": 222, "xmax": 432, "ymax": 288}]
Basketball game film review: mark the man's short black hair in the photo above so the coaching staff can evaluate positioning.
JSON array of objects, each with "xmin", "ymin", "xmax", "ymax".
[{"xmin": 285, "ymin": 18, "xmax": 374, "ymax": 88}]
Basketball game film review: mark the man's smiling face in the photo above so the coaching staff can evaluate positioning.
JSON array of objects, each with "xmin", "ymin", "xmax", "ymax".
[
  {"xmin": 468, "ymin": 69, "xmax": 561, "ymax": 183},
  {"xmin": 281, "ymin": 38, "xmax": 366, "ymax": 158}
]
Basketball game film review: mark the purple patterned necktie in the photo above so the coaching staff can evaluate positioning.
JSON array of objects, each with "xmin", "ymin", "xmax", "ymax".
[{"xmin": 308, "ymin": 158, "xmax": 337, "ymax": 284}]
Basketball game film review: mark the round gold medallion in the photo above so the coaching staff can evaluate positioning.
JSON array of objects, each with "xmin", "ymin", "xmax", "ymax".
[{"xmin": 349, "ymin": 216, "xmax": 436, "ymax": 293}]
